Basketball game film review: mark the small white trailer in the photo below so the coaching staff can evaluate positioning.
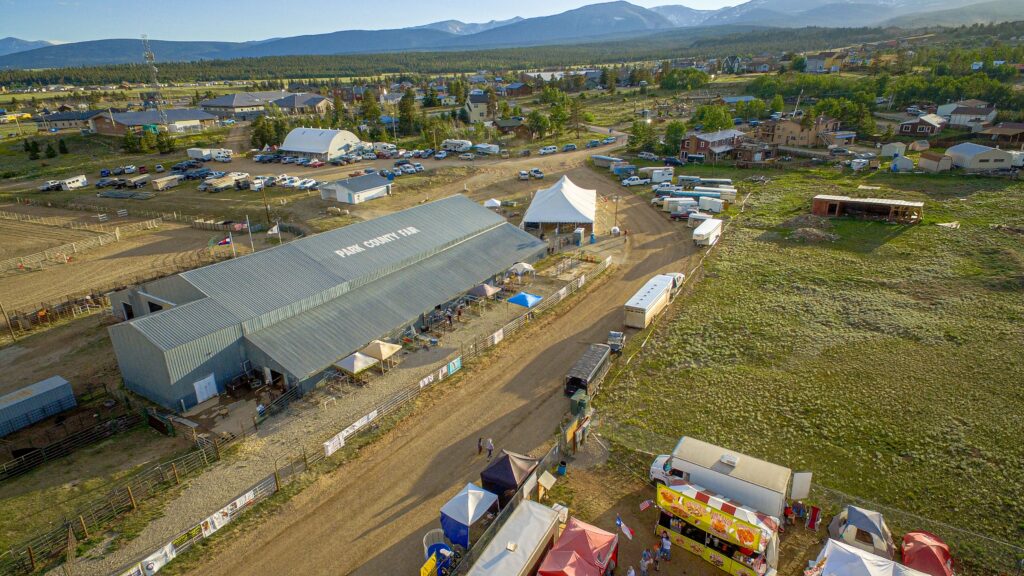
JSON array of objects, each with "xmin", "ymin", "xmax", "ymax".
[
  {"xmin": 441, "ymin": 139, "xmax": 473, "ymax": 153},
  {"xmin": 151, "ymin": 174, "xmax": 183, "ymax": 191},
  {"xmin": 624, "ymin": 274, "xmax": 674, "ymax": 329},
  {"xmin": 687, "ymin": 211, "xmax": 713, "ymax": 228},
  {"xmin": 693, "ymin": 218, "xmax": 723, "ymax": 246},
  {"xmin": 638, "ymin": 166, "xmax": 674, "ymax": 183},
  {"xmin": 698, "ymin": 196, "xmax": 726, "ymax": 213},
  {"xmin": 187, "ymin": 148, "xmax": 212, "ymax": 161},
  {"xmin": 60, "ymin": 175, "xmax": 88, "ymax": 190},
  {"xmin": 663, "ymin": 197, "xmax": 697, "ymax": 213}
]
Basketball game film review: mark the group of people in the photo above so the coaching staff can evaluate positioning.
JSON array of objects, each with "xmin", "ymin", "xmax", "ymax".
[
  {"xmin": 623, "ymin": 532, "xmax": 672, "ymax": 576},
  {"xmin": 784, "ymin": 499, "xmax": 808, "ymax": 527}
]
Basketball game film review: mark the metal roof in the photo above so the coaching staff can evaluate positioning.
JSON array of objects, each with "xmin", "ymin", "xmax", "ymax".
[
  {"xmin": 200, "ymin": 91, "xmax": 291, "ymax": 108},
  {"xmin": 110, "ymin": 109, "xmax": 216, "ymax": 126},
  {"xmin": 272, "ymin": 93, "xmax": 328, "ymax": 109},
  {"xmin": 327, "ymin": 173, "xmax": 390, "ymax": 194},
  {"xmin": 130, "ymin": 298, "xmax": 241, "ymax": 351},
  {"xmin": 625, "ymin": 275, "xmax": 673, "ymax": 310},
  {"xmin": 279, "ymin": 128, "xmax": 359, "ymax": 154},
  {"xmin": 467, "ymin": 500, "xmax": 559, "ymax": 576},
  {"xmin": 40, "ymin": 110, "xmax": 102, "ymax": 121},
  {"xmin": 814, "ymin": 195, "xmax": 924, "ymax": 208},
  {"xmin": 672, "ymin": 436, "xmax": 791, "ymax": 496},
  {"xmin": 244, "ymin": 221, "xmax": 544, "ymax": 379},
  {"xmin": 946, "ymin": 142, "xmax": 1004, "ymax": 158},
  {"xmin": 0, "ymin": 376, "xmax": 70, "ymax": 411}
]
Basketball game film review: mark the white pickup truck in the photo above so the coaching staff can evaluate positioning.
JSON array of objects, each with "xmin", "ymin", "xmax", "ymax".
[{"xmin": 621, "ymin": 176, "xmax": 651, "ymax": 187}]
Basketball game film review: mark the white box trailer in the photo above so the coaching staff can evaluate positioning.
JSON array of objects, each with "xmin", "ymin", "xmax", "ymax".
[
  {"xmin": 698, "ymin": 196, "xmax": 726, "ymax": 213},
  {"xmin": 373, "ymin": 142, "xmax": 397, "ymax": 154},
  {"xmin": 638, "ymin": 167, "xmax": 674, "ymax": 183},
  {"xmin": 466, "ymin": 501, "xmax": 560, "ymax": 576},
  {"xmin": 60, "ymin": 175, "xmax": 88, "ymax": 190},
  {"xmin": 624, "ymin": 274, "xmax": 674, "ymax": 329},
  {"xmin": 187, "ymin": 147, "xmax": 212, "ymax": 161},
  {"xmin": 474, "ymin": 143, "xmax": 500, "ymax": 155},
  {"xmin": 152, "ymin": 174, "xmax": 183, "ymax": 191},
  {"xmin": 718, "ymin": 188, "xmax": 737, "ymax": 202},
  {"xmin": 693, "ymin": 218, "xmax": 722, "ymax": 246},
  {"xmin": 663, "ymin": 198, "xmax": 697, "ymax": 213},
  {"xmin": 649, "ymin": 436, "xmax": 805, "ymax": 520},
  {"xmin": 687, "ymin": 212, "xmax": 713, "ymax": 228}
]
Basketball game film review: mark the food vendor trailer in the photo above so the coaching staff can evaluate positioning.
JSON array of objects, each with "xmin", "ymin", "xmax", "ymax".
[
  {"xmin": 466, "ymin": 500, "xmax": 561, "ymax": 576},
  {"xmin": 655, "ymin": 481, "xmax": 781, "ymax": 576}
]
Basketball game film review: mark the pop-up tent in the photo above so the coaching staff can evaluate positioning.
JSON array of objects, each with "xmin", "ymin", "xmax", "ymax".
[
  {"xmin": 508, "ymin": 292, "xmax": 542, "ymax": 308},
  {"xmin": 829, "ymin": 506, "xmax": 896, "ymax": 559},
  {"xmin": 335, "ymin": 352, "xmax": 378, "ymax": 375},
  {"xmin": 480, "ymin": 450, "xmax": 539, "ymax": 506},
  {"xmin": 508, "ymin": 262, "xmax": 535, "ymax": 275},
  {"xmin": 810, "ymin": 538, "xmax": 929, "ymax": 576},
  {"xmin": 522, "ymin": 176, "xmax": 596, "ymax": 230},
  {"xmin": 538, "ymin": 550, "xmax": 601, "ymax": 576},
  {"xmin": 468, "ymin": 283, "xmax": 501, "ymax": 299},
  {"xmin": 360, "ymin": 340, "xmax": 402, "ymax": 372},
  {"xmin": 901, "ymin": 531, "xmax": 953, "ymax": 576},
  {"xmin": 439, "ymin": 483, "xmax": 499, "ymax": 549},
  {"xmin": 484, "ymin": 198, "xmax": 502, "ymax": 209}
]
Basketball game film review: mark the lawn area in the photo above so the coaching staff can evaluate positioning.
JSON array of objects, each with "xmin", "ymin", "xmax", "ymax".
[{"xmin": 597, "ymin": 168, "xmax": 1024, "ymax": 571}]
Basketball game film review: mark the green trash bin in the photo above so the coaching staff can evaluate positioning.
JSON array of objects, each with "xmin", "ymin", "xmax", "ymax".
[{"xmin": 570, "ymin": 390, "xmax": 589, "ymax": 416}]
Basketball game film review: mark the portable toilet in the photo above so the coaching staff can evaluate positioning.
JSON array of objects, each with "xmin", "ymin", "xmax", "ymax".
[
  {"xmin": 570, "ymin": 390, "xmax": 590, "ymax": 416},
  {"xmin": 573, "ymin": 227, "xmax": 585, "ymax": 246}
]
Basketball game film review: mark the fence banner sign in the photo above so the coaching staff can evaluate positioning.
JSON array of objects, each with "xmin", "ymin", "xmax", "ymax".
[
  {"xmin": 447, "ymin": 356, "xmax": 462, "ymax": 376},
  {"xmin": 418, "ymin": 372, "xmax": 436, "ymax": 389},
  {"xmin": 343, "ymin": 409, "xmax": 379, "ymax": 440},
  {"xmin": 324, "ymin": 431, "xmax": 345, "ymax": 457},
  {"xmin": 579, "ymin": 274, "xmax": 586, "ymax": 287},
  {"xmin": 141, "ymin": 543, "xmax": 176, "ymax": 576},
  {"xmin": 492, "ymin": 328, "xmax": 504, "ymax": 345}
]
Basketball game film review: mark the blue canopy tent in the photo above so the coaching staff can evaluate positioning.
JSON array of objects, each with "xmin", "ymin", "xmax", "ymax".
[
  {"xmin": 440, "ymin": 483, "xmax": 499, "ymax": 549},
  {"xmin": 508, "ymin": 292, "xmax": 542, "ymax": 308}
]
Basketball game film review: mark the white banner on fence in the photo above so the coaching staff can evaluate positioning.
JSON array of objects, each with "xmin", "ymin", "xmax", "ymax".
[
  {"xmin": 578, "ymin": 274, "xmax": 586, "ymax": 287},
  {"xmin": 141, "ymin": 543, "xmax": 176, "ymax": 576},
  {"xmin": 418, "ymin": 372, "xmax": 435, "ymax": 389},
  {"xmin": 343, "ymin": 409, "xmax": 379, "ymax": 440},
  {"xmin": 326, "ymin": 409, "xmax": 380, "ymax": 456},
  {"xmin": 558, "ymin": 286, "xmax": 568, "ymax": 299},
  {"xmin": 324, "ymin": 432, "xmax": 345, "ymax": 458},
  {"xmin": 492, "ymin": 328, "xmax": 504, "ymax": 345}
]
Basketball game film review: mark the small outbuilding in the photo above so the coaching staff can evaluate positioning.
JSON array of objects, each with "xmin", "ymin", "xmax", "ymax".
[
  {"xmin": 320, "ymin": 173, "xmax": 392, "ymax": 204},
  {"xmin": 880, "ymin": 142, "xmax": 907, "ymax": 158},
  {"xmin": 812, "ymin": 195, "xmax": 923, "ymax": 224},
  {"xmin": 890, "ymin": 155, "xmax": 915, "ymax": 172},
  {"xmin": 918, "ymin": 152, "xmax": 952, "ymax": 173},
  {"xmin": 279, "ymin": 128, "xmax": 360, "ymax": 161},
  {"xmin": 945, "ymin": 142, "xmax": 1014, "ymax": 172},
  {"xmin": 0, "ymin": 376, "xmax": 76, "ymax": 437}
]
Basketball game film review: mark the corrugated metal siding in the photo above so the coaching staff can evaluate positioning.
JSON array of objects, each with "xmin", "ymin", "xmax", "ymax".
[
  {"xmin": 244, "ymin": 223, "xmax": 545, "ymax": 379},
  {"xmin": 130, "ymin": 299, "xmax": 241, "ymax": 351},
  {"xmin": 164, "ymin": 326, "xmax": 246, "ymax": 410},
  {"xmin": 0, "ymin": 377, "xmax": 76, "ymax": 437},
  {"xmin": 142, "ymin": 275, "xmax": 206, "ymax": 305},
  {"xmin": 108, "ymin": 322, "xmax": 174, "ymax": 408}
]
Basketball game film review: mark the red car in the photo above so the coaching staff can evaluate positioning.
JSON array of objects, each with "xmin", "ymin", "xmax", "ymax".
[
  {"xmin": 307, "ymin": 159, "xmax": 324, "ymax": 168},
  {"xmin": 138, "ymin": 165, "xmax": 148, "ymax": 174}
]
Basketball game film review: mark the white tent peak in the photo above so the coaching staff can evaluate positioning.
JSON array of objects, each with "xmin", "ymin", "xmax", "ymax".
[
  {"xmin": 522, "ymin": 175, "xmax": 596, "ymax": 225},
  {"xmin": 484, "ymin": 198, "xmax": 502, "ymax": 208}
]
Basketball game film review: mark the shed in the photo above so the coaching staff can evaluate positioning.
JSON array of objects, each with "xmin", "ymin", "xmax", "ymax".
[
  {"xmin": 320, "ymin": 173, "xmax": 392, "ymax": 204},
  {"xmin": 0, "ymin": 376, "xmax": 76, "ymax": 437},
  {"xmin": 812, "ymin": 195, "xmax": 923, "ymax": 224},
  {"xmin": 890, "ymin": 155, "xmax": 915, "ymax": 172},
  {"xmin": 945, "ymin": 142, "xmax": 1014, "ymax": 172},
  {"xmin": 880, "ymin": 142, "xmax": 907, "ymax": 158},
  {"xmin": 918, "ymin": 152, "xmax": 952, "ymax": 173}
]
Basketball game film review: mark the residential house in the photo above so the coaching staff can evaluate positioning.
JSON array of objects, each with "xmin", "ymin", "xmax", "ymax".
[
  {"xmin": 680, "ymin": 128, "xmax": 746, "ymax": 161},
  {"xmin": 899, "ymin": 113, "xmax": 945, "ymax": 136},
  {"xmin": 90, "ymin": 109, "xmax": 218, "ymax": 136},
  {"xmin": 753, "ymin": 116, "xmax": 842, "ymax": 148},
  {"xmin": 945, "ymin": 142, "xmax": 1013, "ymax": 172},
  {"xmin": 272, "ymin": 93, "xmax": 332, "ymax": 116},
  {"xmin": 504, "ymin": 82, "xmax": 533, "ymax": 98},
  {"xmin": 468, "ymin": 74, "xmax": 488, "ymax": 84},
  {"xmin": 494, "ymin": 117, "xmax": 530, "ymax": 139},
  {"xmin": 945, "ymin": 106, "xmax": 997, "ymax": 129},
  {"xmin": 37, "ymin": 110, "xmax": 103, "ymax": 131},
  {"xmin": 918, "ymin": 151, "xmax": 952, "ymax": 173},
  {"xmin": 721, "ymin": 56, "xmax": 745, "ymax": 74},
  {"xmin": 379, "ymin": 92, "xmax": 404, "ymax": 106},
  {"xmin": 936, "ymin": 99, "xmax": 988, "ymax": 117},
  {"xmin": 805, "ymin": 52, "xmax": 844, "ymax": 73},
  {"xmin": 464, "ymin": 93, "xmax": 490, "ymax": 124},
  {"xmin": 748, "ymin": 57, "xmax": 778, "ymax": 73},
  {"xmin": 735, "ymin": 141, "xmax": 777, "ymax": 167},
  {"xmin": 199, "ymin": 91, "xmax": 291, "ymax": 120},
  {"xmin": 979, "ymin": 122, "xmax": 1024, "ymax": 145}
]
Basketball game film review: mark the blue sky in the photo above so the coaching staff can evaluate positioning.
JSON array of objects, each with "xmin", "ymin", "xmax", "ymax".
[{"xmin": 0, "ymin": 0, "xmax": 735, "ymax": 43}]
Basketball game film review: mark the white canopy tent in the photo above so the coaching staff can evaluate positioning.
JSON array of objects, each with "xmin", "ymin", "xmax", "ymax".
[
  {"xmin": 808, "ymin": 539, "xmax": 929, "ymax": 576},
  {"xmin": 522, "ymin": 176, "xmax": 596, "ymax": 230},
  {"xmin": 360, "ymin": 340, "xmax": 402, "ymax": 372},
  {"xmin": 484, "ymin": 198, "xmax": 502, "ymax": 209},
  {"xmin": 335, "ymin": 352, "xmax": 379, "ymax": 375}
]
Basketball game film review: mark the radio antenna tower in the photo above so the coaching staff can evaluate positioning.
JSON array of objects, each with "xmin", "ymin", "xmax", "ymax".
[{"xmin": 141, "ymin": 35, "xmax": 168, "ymax": 125}]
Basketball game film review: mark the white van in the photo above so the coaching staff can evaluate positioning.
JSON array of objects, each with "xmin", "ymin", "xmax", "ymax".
[{"xmin": 539, "ymin": 146, "xmax": 558, "ymax": 155}]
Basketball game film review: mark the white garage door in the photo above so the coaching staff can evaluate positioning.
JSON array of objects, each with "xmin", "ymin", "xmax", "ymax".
[{"xmin": 193, "ymin": 373, "xmax": 218, "ymax": 404}]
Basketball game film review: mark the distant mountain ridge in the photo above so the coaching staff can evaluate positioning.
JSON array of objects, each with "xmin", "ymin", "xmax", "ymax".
[
  {"xmin": 0, "ymin": 0, "xmax": 1019, "ymax": 70},
  {"xmin": 0, "ymin": 37, "xmax": 53, "ymax": 57}
]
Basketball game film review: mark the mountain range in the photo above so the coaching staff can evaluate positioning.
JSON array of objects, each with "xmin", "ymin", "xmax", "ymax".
[
  {"xmin": 0, "ymin": 0, "xmax": 1020, "ymax": 70},
  {"xmin": 0, "ymin": 37, "xmax": 53, "ymax": 57}
]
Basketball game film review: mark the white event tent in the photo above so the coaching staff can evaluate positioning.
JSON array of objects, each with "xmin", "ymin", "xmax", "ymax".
[{"xmin": 522, "ymin": 176, "xmax": 596, "ymax": 232}]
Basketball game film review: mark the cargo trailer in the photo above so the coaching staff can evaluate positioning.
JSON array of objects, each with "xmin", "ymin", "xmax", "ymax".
[
  {"xmin": 624, "ymin": 275, "xmax": 674, "ymax": 329},
  {"xmin": 60, "ymin": 175, "xmax": 88, "ymax": 191},
  {"xmin": 698, "ymin": 196, "xmax": 725, "ymax": 213},
  {"xmin": 564, "ymin": 344, "xmax": 612, "ymax": 396},
  {"xmin": 151, "ymin": 174, "xmax": 183, "ymax": 191},
  {"xmin": 693, "ymin": 218, "xmax": 723, "ymax": 246},
  {"xmin": 687, "ymin": 212, "xmax": 713, "ymax": 228}
]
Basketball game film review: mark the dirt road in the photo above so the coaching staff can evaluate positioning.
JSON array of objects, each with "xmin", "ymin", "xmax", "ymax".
[{"xmin": 188, "ymin": 167, "xmax": 694, "ymax": 576}]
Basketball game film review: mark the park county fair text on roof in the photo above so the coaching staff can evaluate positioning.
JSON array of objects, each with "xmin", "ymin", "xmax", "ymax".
[{"xmin": 106, "ymin": 196, "xmax": 545, "ymax": 412}]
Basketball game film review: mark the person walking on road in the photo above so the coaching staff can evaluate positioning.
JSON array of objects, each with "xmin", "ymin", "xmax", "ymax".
[
  {"xmin": 477, "ymin": 437, "xmax": 483, "ymax": 456},
  {"xmin": 485, "ymin": 438, "xmax": 494, "ymax": 459}
]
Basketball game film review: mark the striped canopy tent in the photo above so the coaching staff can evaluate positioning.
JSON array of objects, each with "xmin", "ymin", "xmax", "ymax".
[
  {"xmin": 360, "ymin": 340, "xmax": 402, "ymax": 372},
  {"xmin": 665, "ymin": 481, "xmax": 778, "ymax": 554},
  {"xmin": 335, "ymin": 351, "xmax": 378, "ymax": 375}
]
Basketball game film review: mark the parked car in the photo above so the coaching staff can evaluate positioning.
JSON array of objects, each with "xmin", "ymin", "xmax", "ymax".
[
  {"xmin": 459, "ymin": 153, "xmax": 476, "ymax": 161},
  {"xmin": 586, "ymin": 140, "xmax": 601, "ymax": 148},
  {"xmin": 138, "ymin": 166, "xmax": 148, "ymax": 174},
  {"xmin": 95, "ymin": 177, "xmax": 119, "ymax": 188},
  {"xmin": 362, "ymin": 153, "xmax": 377, "ymax": 160},
  {"xmin": 621, "ymin": 176, "xmax": 651, "ymax": 187},
  {"xmin": 99, "ymin": 169, "xmax": 111, "ymax": 177},
  {"xmin": 421, "ymin": 148, "xmax": 435, "ymax": 158},
  {"xmin": 38, "ymin": 180, "xmax": 61, "ymax": 191},
  {"xmin": 434, "ymin": 151, "xmax": 448, "ymax": 160},
  {"xmin": 562, "ymin": 143, "xmax": 578, "ymax": 152},
  {"xmin": 519, "ymin": 170, "xmax": 530, "ymax": 181},
  {"xmin": 378, "ymin": 169, "xmax": 394, "ymax": 178},
  {"xmin": 401, "ymin": 164, "xmax": 416, "ymax": 174},
  {"xmin": 412, "ymin": 162, "xmax": 424, "ymax": 172},
  {"xmin": 638, "ymin": 151, "xmax": 658, "ymax": 161},
  {"xmin": 394, "ymin": 159, "xmax": 410, "ymax": 168},
  {"xmin": 154, "ymin": 164, "xmax": 165, "ymax": 173},
  {"xmin": 298, "ymin": 178, "xmax": 317, "ymax": 189},
  {"xmin": 602, "ymin": 136, "xmax": 617, "ymax": 145},
  {"xmin": 307, "ymin": 159, "xmax": 325, "ymax": 168},
  {"xmin": 364, "ymin": 168, "xmax": 377, "ymax": 174},
  {"xmin": 829, "ymin": 147, "xmax": 852, "ymax": 156},
  {"xmin": 539, "ymin": 146, "xmax": 558, "ymax": 155},
  {"xmin": 113, "ymin": 166, "xmax": 125, "ymax": 175},
  {"xmin": 530, "ymin": 168, "xmax": 544, "ymax": 179},
  {"xmin": 663, "ymin": 157, "xmax": 684, "ymax": 166},
  {"xmin": 123, "ymin": 165, "xmax": 137, "ymax": 174}
]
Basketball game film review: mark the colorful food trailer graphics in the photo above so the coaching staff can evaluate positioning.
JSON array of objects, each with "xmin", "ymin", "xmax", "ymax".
[
  {"xmin": 655, "ymin": 482, "xmax": 780, "ymax": 576},
  {"xmin": 466, "ymin": 500, "xmax": 561, "ymax": 576}
]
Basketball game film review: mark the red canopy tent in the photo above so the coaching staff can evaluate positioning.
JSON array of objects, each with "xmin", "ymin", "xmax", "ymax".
[
  {"xmin": 538, "ymin": 517, "xmax": 619, "ymax": 576},
  {"xmin": 902, "ymin": 531, "xmax": 953, "ymax": 576},
  {"xmin": 538, "ymin": 550, "xmax": 601, "ymax": 576}
]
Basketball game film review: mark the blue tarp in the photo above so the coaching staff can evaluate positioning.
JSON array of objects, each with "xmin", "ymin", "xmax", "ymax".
[
  {"xmin": 440, "ymin": 483, "xmax": 498, "ymax": 548},
  {"xmin": 508, "ymin": 292, "xmax": 542, "ymax": 308}
]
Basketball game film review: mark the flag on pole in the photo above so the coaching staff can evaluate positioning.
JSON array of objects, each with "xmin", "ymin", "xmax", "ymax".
[
  {"xmin": 639, "ymin": 500, "xmax": 654, "ymax": 512},
  {"xmin": 616, "ymin": 515, "xmax": 634, "ymax": 541},
  {"xmin": 216, "ymin": 236, "xmax": 232, "ymax": 246},
  {"xmin": 267, "ymin": 223, "xmax": 280, "ymax": 235}
]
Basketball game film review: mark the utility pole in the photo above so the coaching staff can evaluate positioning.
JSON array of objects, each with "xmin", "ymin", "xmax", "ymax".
[
  {"xmin": 261, "ymin": 185, "xmax": 272, "ymax": 225},
  {"xmin": 141, "ymin": 35, "xmax": 168, "ymax": 126}
]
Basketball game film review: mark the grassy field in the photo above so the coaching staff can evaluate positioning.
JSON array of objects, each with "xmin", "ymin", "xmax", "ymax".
[{"xmin": 597, "ymin": 168, "xmax": 1024, "ymax": 569}]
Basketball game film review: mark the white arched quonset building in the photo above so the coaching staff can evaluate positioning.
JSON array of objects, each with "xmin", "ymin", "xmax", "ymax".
[{"xmin": 279, "ymin": 128, "xmax": 360, "ymax": 161}]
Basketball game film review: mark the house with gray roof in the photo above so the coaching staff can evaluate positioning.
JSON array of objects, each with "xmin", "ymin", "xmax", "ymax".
[
  {"xmin": 200, "ymin": 90, "xmax": 292, "ymax": 119},
  {"xmin": 37, "ymin": 110, "xmax": 103, "ymax": 131},
  {"xmin": 106, "ymin": 195, "xmax": 546, "ymax": 411},
  {"xmin": 90, "ymin": 109, "xmax": 218, "ymax": 136},
  {"xmin": 320, "ymin": 173, "xmax": 392, "ymax": 204},
  {"xmin": 272, "ymin": 93, "xmax": 332, "ymax": 115}
]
